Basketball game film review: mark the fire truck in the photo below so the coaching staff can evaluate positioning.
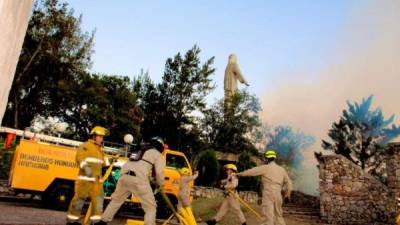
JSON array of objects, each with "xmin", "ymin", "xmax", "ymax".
[{"xmin": 0, "ymin": 127, "xmax": 193, "ymax": 217}]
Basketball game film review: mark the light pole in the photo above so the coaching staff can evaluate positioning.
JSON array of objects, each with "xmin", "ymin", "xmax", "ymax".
[{"xmin": 123, "ymin": 134, "xmax": 134, "ymax": 157}]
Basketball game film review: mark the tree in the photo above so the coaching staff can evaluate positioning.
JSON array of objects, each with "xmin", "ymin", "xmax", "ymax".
[
  {"xmin": 195, "ymin": 150, "xmax": 220, "ymax": 186},
  {"xmin": 3, "ymin": 0, "xmax": 94, "ymax": 129},
  {"xmin": 54, "ymin": 73, "xmax": 141, "ymax": 142},
  {"xmin": 265, "ymin": 125, "xmax": 315, "ymax": 168},
  {"xmin": 134, "ymin": 45, "xmax": 215, "ymax": 153},
  {"xmin": 322, "ymin": 95, "xmax": 400, "ymax": 180},
  {"xmin": 202, "ymin": 91, "xmax": 262, "ymax": 154},
  {"xmin": 237, "ymin": 151, "xmax": 260, "ymax": 191},
  {"xmin": 132, "ymin": 70, "xmax": 162, "ymax": 142}
]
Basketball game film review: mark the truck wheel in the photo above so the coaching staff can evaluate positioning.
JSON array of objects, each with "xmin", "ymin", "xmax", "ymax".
[
  {"xmin": 43, "ymin": 182, "xmax": 74, "ymax": 211},
  {"xmin": 155, "ymin": 193, "xmax": 176, "ymax": 219}
]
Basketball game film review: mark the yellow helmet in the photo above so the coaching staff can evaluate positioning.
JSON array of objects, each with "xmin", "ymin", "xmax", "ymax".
[
  {"xmin": 224, "ymin": 163, "xmax": 237, "ymax": 172},
  {"xmin": 265, "ymin": 149, "xmax": 277, "ymax": 159},
  {"xmin": 179, "ymin": 167, "xmax": 191, "ymax": 176},
  {"xmin": 90, "ymin": 126, "xmax": 109, "ymax": 136}
]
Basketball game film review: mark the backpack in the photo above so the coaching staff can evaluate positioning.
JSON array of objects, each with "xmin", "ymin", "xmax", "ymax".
[
  {"xmin": 129, "ymin": 149, "xmax": 146, "ymax": 161},
  {"xmin": 128, "ymin": 145, "xmax": 153, "ymax": 165}
]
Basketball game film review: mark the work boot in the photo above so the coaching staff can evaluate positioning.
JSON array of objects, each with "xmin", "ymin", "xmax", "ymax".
[
  {"xmin": 66, "ymin": 222, "xmax": 81, "ymax": 225},
  {"xmin": 206, "ymin": 219, "xmax": 217, "ymax": 225},
  {"xmin": 92, "ymin": 221, "xmax": 107, "ymax": 225}
]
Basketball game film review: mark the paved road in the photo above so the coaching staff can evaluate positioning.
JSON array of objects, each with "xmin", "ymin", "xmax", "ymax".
[{"xmin": 0, "ymin": 200, "xmax": 133, "ymax": 225}]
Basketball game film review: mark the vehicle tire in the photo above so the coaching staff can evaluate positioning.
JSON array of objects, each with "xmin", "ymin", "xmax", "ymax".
[
  {"xmin": 43, "ymin": 182, "xmax": 74, "ymax": 211},
  {"xmin": 155, "ymin": 193, "xmax": 176, "ymax": 219}
]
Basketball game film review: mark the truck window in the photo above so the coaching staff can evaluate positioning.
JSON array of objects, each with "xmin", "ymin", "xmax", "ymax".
[{"xmin": 166, "ymin": 154, "xmax": 188, "ymax": 170}]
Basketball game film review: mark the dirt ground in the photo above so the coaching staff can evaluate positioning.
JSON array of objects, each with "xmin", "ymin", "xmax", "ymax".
[
  {"xmin": 192, "ymin": 197, "xmax": 311, "ymax": 225},
  {"xmin": 0, "ymin": 198, "xmax": 312, "ymax": 225}
]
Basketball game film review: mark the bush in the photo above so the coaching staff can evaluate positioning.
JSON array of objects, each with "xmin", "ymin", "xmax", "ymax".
[
  {"xmin": 195, "ymin": 150, "xmax": 220, "ymax": 186},
  {"xmin": 0, "ymin": 149, "xmax": 15, "ymax": 179},
  {"xmin": 0, "ymin": 136, "xmax": 18, "ymax": 179},
  {"xmin": 237, "ymin": 151, "xmax": 260, "ymax": 191}
]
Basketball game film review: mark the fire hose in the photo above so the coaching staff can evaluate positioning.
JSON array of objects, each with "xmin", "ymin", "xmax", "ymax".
[{"xmin": 227, "ymin": 190, "xmax": 264, "ymax": 220}]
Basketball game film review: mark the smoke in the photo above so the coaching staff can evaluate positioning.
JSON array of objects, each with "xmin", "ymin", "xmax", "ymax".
[{"xmin": 261, "ymin": 1, "xmax": 400, "ymax": 195}]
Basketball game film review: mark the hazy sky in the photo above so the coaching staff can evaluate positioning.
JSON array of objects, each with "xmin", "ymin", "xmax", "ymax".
[
  {"xmin": 65, "ymin": 1, "xmax": 400, "ymax": 194},
  {"xmin": 67, "ymin": 0, "xmax": 358, "ymax": 100}
]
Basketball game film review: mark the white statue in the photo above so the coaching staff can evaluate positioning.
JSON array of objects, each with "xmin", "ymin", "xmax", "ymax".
[{"xmin": 224, "ymin": 54, "xmax": 249, "ymax": 100}]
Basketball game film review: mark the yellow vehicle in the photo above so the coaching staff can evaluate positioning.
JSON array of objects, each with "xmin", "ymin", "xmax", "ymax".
[{"xmin": 3, "ymin": 127, "xmax": 193, "ymax": 218}]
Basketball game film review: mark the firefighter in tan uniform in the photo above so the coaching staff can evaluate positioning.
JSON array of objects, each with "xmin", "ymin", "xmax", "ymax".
[
  {"xmin": 66, "ymin": 126, "xmax": 109, "ymax": 225},
  {"xmin": 98, "ymin": 137, "xmax": 166, "ymax": 225},
  {"xmin": 236, "ymin": 150, "xmax": 292, "ymax": 225},
  {"xmin": 206, "ymin": 164, "xmax": 247, "ymax": 225},
  {"xmin": 177, "ymin": 167, "xmax": 198, "ymax": 209},
  {"xmin": 177, "ymin": 167, "xmax": 198, "ymax": 223}
]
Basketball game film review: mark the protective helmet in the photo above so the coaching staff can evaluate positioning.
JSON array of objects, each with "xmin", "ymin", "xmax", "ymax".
[
  {"xmin": 149, "ymin": 136, "xmax": 165, "ymax": 152},
  {"xmin": 179, "ymin": 167, "xmax": 191, "ymax": 176},
  {"xmin": 224, "ymin": 163, "xmax": 237, "ymax": 172},
  {"xmin": 90, "ymin": 126, "xmax": 109, "ymax": 136},
  {"xmin": 265, "ymin": 149, "xmax": 277, "ymax": 159}
]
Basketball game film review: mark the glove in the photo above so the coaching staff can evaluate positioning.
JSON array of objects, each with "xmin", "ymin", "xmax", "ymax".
[
  {"xmin": 109, "ymin": 155, "xmax": 119, "ymax": 164},
  {"xmin": 284, "ymin": 191, "xmax": 291, "ymax": 201},
  {"xmin": 154, "ymin": 185, "xmax": 163, "ymax": 195},
  {"xmin": 396, "ymin": 214, "xmax": 400, "ymax": 225},
  {"xmin": 83, "ymin": 166, "xmax": 93, "ymax": 177}
]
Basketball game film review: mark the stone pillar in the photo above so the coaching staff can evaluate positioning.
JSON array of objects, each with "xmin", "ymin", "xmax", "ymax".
[
  {"xmin": 0, "ymin": 0, "xmax": 33, "ymax": 125},
  {"xmin": 319, "ymin": 154, "xmax": 393, "ymax": 224},
  {"xmin": 386, "ymin": 143, "xmax": 400, "ymax": 217}
]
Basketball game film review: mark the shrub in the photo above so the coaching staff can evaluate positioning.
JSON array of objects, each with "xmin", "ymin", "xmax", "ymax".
[
  {"xmin": 196, "ymin": 150, "xmax": 220, "ymax": 186},
  {"xmin": 237, "ymin": 151, "xmax": 260, "ymax": 191}
]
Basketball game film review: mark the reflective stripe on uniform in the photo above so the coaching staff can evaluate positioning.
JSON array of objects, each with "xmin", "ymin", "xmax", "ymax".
[
  {"xmin": 84, "ymin": 157, "xmax": 104, "ymax": 164},
  {"xmin": 90, "ymin": 215, "xmax": 102, "ymax": 220},
  {"xmin": 80, "ymin": 161, "xmax": 88, "ymax": 168},
  {"xmin": 77, "ymin": 176, "xmax": 96, "ymax": 181},
  {"xmin": 67, "ymin": 214, "xmax": 80, "ymax": 220}
]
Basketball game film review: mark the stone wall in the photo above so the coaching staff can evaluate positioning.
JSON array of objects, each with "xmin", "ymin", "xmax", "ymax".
[
  {"xmin": 192, "ymin": 186, "xmax": 259, "ymax": 204},
  {"xmin": 319, "ymin": 143, "xmax": 400, "ymax": 225},
  {"xmin": 192, "ymin": 186, "xmax": 319, "ymax": 207},
  {"xmin": 0, "ymin": 0, "xmax": 33, "ymax": 124}
]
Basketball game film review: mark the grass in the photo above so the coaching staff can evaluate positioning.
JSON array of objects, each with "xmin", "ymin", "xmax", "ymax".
[{"xmin": 192, "ymin": 197, "xmax": 312, "ymax": 225}]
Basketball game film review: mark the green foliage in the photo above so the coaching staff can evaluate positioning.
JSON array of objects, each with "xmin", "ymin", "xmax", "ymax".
[
  {"xmin": 4, "ymin": 0, "xmax": 141, "ymax": 142},
  {"xmin": 133, "ymin": 45, "xmax": 215, "ymax": 152},
  {"xmin": 0, "ymin": 144, "xmax": 16, "ymax": 179},
  {"xmin": 0, "ymin": 152, "xmax": 14, "ymax": 179},
  {"xmin": 322, "ymin": 95, "xmax": 400, "ymax": 181},
  {"xmin": 3, "ymin": 0, "xmax": 94, "ymax": 129},
  {"xmin": 202, "ymin": 91, "xmax": 262, "ymax": 154},
  {"xmin": 196, "ymin": 150, "xmax": 220, "ymax": 186},
  {"xmin": 237, "ymin": 151, "xmax": 260, "ymax": 191},
  {"xmin": 53, "ymin": 73, "xmax": 140, "ymax": 142}
]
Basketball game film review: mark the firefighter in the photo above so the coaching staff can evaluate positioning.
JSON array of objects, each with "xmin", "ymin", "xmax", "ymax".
[
  {"xmin": 177, "ymin": 167, "xmax": 198, "ymax": 209},
  {"xmin": 98, "ymin": 137, "xmax": 166, "ymax": 225},
  {"xmin": 206, "ymin": 164, "xmax": 247, "ymax": 225},
  {"xmin": 236, "ymin": 150, "xmax": 293, "ymax": 225},
  {"xmin": 66, "ymin": 126, "xmax": 109, "ymax": 225},
  {"xmin": 177, "ymin": 167, "xmax": 198, "ymax": 223}
]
